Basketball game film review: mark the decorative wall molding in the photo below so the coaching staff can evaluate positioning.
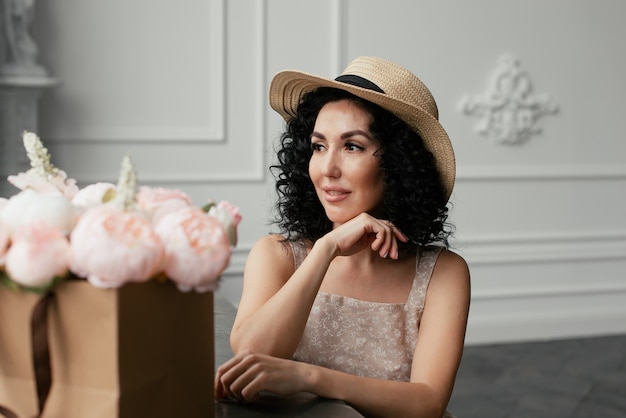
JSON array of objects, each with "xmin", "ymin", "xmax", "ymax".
[
  {"xmin": 224, "ymin": 231, "xmax": 626, "ymax": 279},
  {"xmin": 460, "ymin": 54, "xmax": 559, "ymax": 145},
  {"xmin": 472, "ymin": 282, "xmax": 626, "ymax": 302},
  {"xmin": 37, "ymin": 0, "xmax": 226, "ymax": 145},
  {"xmin": 44, "ymin": 0, "xmax": 226, "ymax": 143},
  {"xmin": 456, "ymin": 164, "xmax": 626, "ymax": 181},
  {"xmin": 45, "ymin": 0, "xmax": 268, "ymax": 184},
  {"xmin": 456, "ymin": 230, "xmax": 626, "ymax": 265},
  {"xmin": 464, "ymin": 230, "xmax": 626, "ymax": 344},
  {"xmin": 61, "ymin": 171, "xmax": 268, "ymax": 186},
  {"xmin": 466, "ymin": 302, "xmax": 626, "ymax": 345}
]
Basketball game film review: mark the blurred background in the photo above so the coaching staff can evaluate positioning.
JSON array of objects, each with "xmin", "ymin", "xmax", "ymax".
[{"xmin": 2, "ymin": 0, "xmax": 624, "ymax": 345}]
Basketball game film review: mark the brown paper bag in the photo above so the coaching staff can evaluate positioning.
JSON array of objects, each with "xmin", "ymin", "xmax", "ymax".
[
  {"xmin": 41, "ymin": 279, "xmax": 215, "ymax": 418},
  {"xmin": 0, "ymin": 287, "xmax": 44, "ymax": 417}
]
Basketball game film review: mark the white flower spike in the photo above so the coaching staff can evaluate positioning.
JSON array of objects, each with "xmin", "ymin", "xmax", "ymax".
[
  {"xmin": 111, "ymin": 155, "xmax": 137, "ymax": 211},
  {"xmin": 23, "ymin": 131, "xmax": 59, "ymax": 180}
]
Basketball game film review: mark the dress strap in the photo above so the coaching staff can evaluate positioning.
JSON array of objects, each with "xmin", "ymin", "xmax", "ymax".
[
  {"xmin": 406, "ymin": 247, "xmax": 443, "ymax": 311},
  {"xmin": 289, "ymin": 239, "xmax": 308, "ymax": 270}
]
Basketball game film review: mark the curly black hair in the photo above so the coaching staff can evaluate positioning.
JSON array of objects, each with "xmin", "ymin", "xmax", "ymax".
[{"xmin": 270, "ymin": 87, "xmax": 453, "ymax": 253}]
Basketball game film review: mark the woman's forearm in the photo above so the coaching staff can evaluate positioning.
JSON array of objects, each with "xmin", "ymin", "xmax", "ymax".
[
  {"xmin": 307, "ymin": 365, "xmax": 446, "ymax": 418},
  {"xmin": 230, "ymin": 237, "xmax": 338, "ymax": 357}
]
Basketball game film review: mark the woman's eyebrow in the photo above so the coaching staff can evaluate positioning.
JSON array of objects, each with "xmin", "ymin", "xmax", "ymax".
[
  {"xmin": 341, "ymin": 130, "xmax": 374, "ymax": 141},
  {"xmin": 311, "ymin": 130, "xmax": 374, "ymax": 141}
]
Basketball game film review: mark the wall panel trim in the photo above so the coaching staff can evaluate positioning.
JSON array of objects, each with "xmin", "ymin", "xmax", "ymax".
[
  {"xmin": 457, "ymin": 230, "xmax": 626, "ymax": 265},
  {"xmin": 457, "ymin": 164, "xmax": 626, "ymax": 181},
  {"xmin": 466, "ymin": 304, "xmax": 626, "ymax": 345}
]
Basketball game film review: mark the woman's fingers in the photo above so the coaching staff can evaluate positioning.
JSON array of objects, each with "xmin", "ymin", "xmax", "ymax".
[
  {"xmin": 389, "ymin": 223, "xmax": 409, "ymax": 259},
  {"xmin": 369, "ymin": 219, "xmax": 407, "ymax": 260},
  {"xmin": 393, "ymin": 225, "xmax": 409, "ymax": 242},
  {"xmin": 371, "ymin": 227, "xmax": 392, "ymax": 258},
  {"xmin": 215, "ymin": 353, "xmax": 253, "ymax": 401},
  {"xmin": 330, "ymin": 214, "xmax": 408, "ymax": 259},
  {"xmin": 216, "ymin": 353, "xmax": 301, "ymax": 403}
]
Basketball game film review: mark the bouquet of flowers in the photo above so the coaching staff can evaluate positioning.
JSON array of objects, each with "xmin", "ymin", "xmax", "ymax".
[{"xmin": 0, "ymin": 131, "xmax": 241, "ymax": 293}]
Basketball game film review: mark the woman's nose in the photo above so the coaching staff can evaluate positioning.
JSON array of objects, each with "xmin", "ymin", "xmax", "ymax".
[{"xmin": 320, "ymin": 151, "xmax": 340, "ymax": 178}]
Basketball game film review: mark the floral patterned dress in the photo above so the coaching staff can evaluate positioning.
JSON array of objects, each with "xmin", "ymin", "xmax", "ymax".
[{"xmin": 290, "ymin": 241, "xmax": 455, "ymax": 417}]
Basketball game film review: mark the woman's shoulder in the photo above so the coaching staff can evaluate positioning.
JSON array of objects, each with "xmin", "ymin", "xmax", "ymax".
[
  {"xmin": 429, "ymin": 248, "xmax": 471, "ymax": 295},
  {"xmin": 419, "ymin": 247, "xmax": 468, "ymax": 271},
  {"xmin": 250, "ymin": 233, "xmax": 292, "ymax": 258},
  {"xmin": 435, "ymin": 248, "xmax": 469, "ymax": 270},
  {"xmin": 247, "ymin": 234, "xmax": 309, "ymax": 274}
]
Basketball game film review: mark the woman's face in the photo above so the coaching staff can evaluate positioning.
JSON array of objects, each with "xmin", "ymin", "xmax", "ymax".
[{"xmin": 308, "ymin": 99, "xmax": 384, "ymax": 226}]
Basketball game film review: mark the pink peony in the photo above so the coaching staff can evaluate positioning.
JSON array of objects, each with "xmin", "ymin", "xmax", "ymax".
[
  {"xmin": 155, "ymin": 206, "xmax": 231, "ymax": 292},
  {"xmin": 0, "ymin": 189, "xmax": 77, "ymax": 236},
  {"xmin": 69, "ymin": 206, "xmax": 165, "ymax": 288},
  {"xmin": 208, "ymin": 200, "xmax": 242, "ymax": 247},
  {"xmin": 5, "ymin": 222, "xmax": 70, "ymax": 288},
  {"xmin": 137, "ymin": 186, "xmax": 193, "ymax": 224}
]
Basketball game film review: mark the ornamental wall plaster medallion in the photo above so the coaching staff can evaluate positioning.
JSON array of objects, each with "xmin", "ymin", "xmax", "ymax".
[{"xmin": 460, "ymin": 54, "xmax": 558, "ymax": 145}]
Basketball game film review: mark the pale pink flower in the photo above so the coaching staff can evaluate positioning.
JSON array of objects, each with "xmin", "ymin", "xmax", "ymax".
[
  {"xmin": 7, "ymin": 131, "xmax": 79, "ymax": 199},
  {"xmin": 155, "ymin": 206, "xmax": 231, "ymax": 292},
  {"xmin": 137, "ymin": 186, "xmax": 193, "ymax": 224},
  {"xmin": 0, "ymin": 189, "xmax": 78, "ymax": 236},
  {"xmin": 72, "ymin": 182, "xmax": 117, "ymax": 209},
  {"xmin": 208, "ymin": 200, "xmax": 242, "ymax": 247},
  {"xmin": 69, "ymin": 206, "xmax": 165, "ymax": 288},
  {"xmin": 5, "ymin": 222, "xmax": 70, "ymax": 288},
  {"xmin": 8, "ymin": 169, "xmax": 79, "ymax": 199}
]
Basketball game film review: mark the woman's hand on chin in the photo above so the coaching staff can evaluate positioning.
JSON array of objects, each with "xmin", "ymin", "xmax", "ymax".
[{"xmin": 322, "ymin": 213, "xmax": 408, "ymax": 260}]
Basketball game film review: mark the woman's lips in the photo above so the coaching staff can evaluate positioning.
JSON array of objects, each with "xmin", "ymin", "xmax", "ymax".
[{"xmin": 322, "ymin": 187, "xmax": 350, "ymax": 202}]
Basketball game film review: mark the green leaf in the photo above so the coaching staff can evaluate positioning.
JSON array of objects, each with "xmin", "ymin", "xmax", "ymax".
[{"xmin": 0, "ymin": 271, "xmax": 68, "ymax": 294}]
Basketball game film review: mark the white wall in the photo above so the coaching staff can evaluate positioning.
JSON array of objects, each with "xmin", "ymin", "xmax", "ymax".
[{"xmin": 32, "ymin": 0, "xmax": 626, "ymax": 345}]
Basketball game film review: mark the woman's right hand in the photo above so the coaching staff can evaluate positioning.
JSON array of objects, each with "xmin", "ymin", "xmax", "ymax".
[
  {"xmin": 215, "ymin": 351, "xmax": 312, "ymax": 403},
  {"xmin": 321, "ymin": 213, "xmax": 408, "ymax": 260}
]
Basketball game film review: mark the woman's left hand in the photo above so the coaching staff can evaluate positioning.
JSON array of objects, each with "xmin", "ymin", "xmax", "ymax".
[{"xmin": 215, "ymin": 351, "xmax": 310, "ymax": 403}]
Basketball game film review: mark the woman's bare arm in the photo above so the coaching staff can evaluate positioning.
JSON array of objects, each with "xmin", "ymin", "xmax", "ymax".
[{"xmin": 229, "ymin": 234, "xmax": 335, "ymax": 357}]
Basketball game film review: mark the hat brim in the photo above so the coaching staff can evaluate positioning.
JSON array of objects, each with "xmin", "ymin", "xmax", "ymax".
[{"xmin": 269, "ymin": 70, "xmax": 456, "ymax": 201}]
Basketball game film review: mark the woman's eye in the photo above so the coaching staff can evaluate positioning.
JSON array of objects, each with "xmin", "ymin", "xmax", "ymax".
[
  {"xmin": 345, "ymin": 142, "xmax": 364, "ymax": 152},
  {"xmin": 311, "ymin": 143, "xmax": 324, "ymax": 152}
]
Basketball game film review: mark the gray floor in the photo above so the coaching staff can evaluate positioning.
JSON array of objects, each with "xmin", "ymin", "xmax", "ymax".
[{"xmin": 447, "ymin": 334, "xmax": 626, "ymax": 418}]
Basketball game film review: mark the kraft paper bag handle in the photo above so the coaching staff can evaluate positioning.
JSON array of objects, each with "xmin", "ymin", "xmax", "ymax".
[
  {"xmin": 0, "ymin": 405, "xmax": 19, "ymax": 418},
  {"xmin": 30, "ymin": 292, "xmax": 53, "ymax": 414}
]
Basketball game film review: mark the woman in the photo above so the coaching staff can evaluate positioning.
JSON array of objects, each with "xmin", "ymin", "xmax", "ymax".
[{"xmin": 215, "ymin": 56, "xmax": 470, "ymax": 418}]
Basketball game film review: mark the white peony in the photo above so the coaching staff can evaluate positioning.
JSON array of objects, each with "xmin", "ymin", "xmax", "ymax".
[{"xmin": 0, "ymin": 189, "xmax": 78, "ymax": 236}]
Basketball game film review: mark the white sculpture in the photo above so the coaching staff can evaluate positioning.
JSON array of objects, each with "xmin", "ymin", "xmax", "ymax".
[
  {"xmin": 460, "ymin": 54, "xmax": 558, "ymax": 145},
  {"xmin": 0, "ymin": 0, "xmax": 47, "ymax": 76}
]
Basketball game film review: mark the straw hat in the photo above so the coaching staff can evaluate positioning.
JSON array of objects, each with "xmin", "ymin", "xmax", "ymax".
[{"xmin": 269, "ymin": 56, "xmax": 456, "ymax": 201}]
